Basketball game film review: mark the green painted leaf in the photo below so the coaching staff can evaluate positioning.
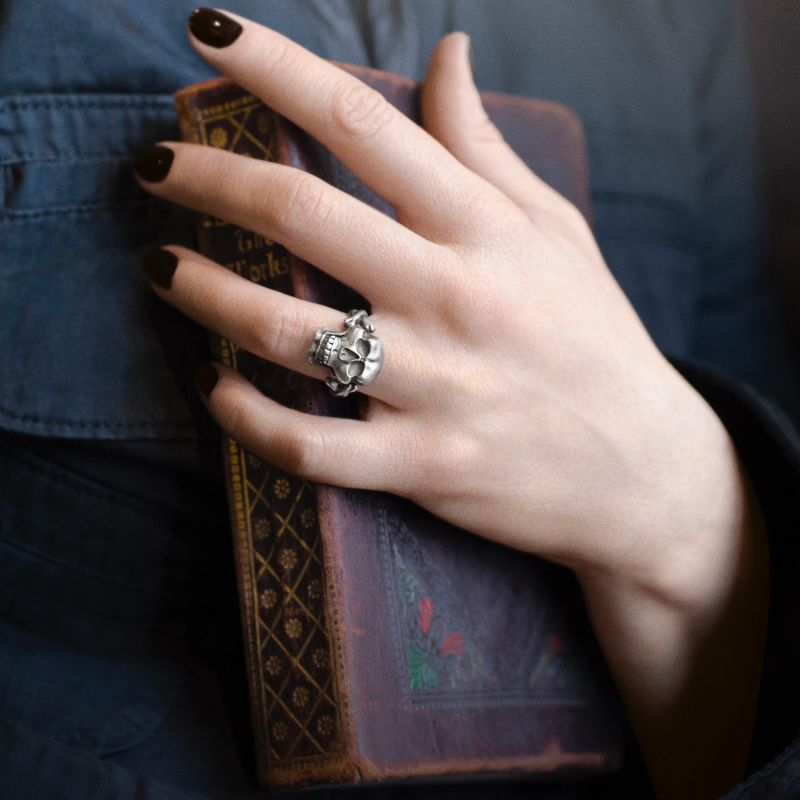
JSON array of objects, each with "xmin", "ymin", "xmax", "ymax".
[{"xmin": 408, "ymin": 644, "xmax": 439, "ymax": 691}]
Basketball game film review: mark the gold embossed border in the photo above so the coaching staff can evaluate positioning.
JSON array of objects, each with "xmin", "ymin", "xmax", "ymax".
[
  {"xmin": 223, "ymin": 338, "xmax": 345, "ymax": 766},
  {"xmin": 175, "ymin": 82, "xmax": 351, "ymax": 783}
]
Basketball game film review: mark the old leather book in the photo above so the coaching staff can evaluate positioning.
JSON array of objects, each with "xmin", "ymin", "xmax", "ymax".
[{"xmin": 174, "ymin": 65, "xmax": 623, "ymax": 789}]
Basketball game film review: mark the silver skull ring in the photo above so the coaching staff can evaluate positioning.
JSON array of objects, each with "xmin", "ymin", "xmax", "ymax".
[{"xmin": 307, "ymin": 309, "xmax": 384, "ymax": 397}]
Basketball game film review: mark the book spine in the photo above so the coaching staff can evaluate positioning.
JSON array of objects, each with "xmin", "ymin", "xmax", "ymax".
[{"xmin": 174, "ymin": 83, "xmax": 354, "ymax": 788}]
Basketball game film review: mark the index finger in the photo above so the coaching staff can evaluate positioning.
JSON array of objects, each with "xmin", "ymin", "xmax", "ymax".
[{"xmin": 187, "ymin": 7, "xmax": 499, "ymax": 244}]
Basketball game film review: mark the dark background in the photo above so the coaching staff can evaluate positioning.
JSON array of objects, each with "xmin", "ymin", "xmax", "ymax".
[{"xmin": 748, "ymin": 0, "xmax": 800, "ymax": 357}]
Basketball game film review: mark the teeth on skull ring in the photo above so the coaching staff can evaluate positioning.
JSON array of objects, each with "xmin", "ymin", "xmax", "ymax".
[{"xmin": 308, "ymin": 310, "xmax": 384, "ymax": 397}]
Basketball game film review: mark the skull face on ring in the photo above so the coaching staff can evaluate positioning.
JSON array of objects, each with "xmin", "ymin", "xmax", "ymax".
[{"xmin": 308, "ymin": 310, "xmax": 384, "ymax": 397}]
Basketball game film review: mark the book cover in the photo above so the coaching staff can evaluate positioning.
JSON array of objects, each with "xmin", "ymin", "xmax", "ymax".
[{"xmin": 174, "ymin": 65, "xmax": 622, "ymax": 789}]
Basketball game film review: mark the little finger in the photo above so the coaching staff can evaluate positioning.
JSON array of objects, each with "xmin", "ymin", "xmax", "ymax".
[{"xmin": 195, "ymin": 360, "xmax": 403, "ymax": 491}]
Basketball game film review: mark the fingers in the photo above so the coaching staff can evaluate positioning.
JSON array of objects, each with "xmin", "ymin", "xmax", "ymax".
[
  {"xmin": 144, "ymin": 246, "xmax": 414, "ymax": 406},
  {"xmin": 185, "ymin": 8, "xmax": 510, "ymax": 243},
  {"xmin": 420, "ymin": 32, "xmax": 565, "ymax": 221},
  {"xmin": 196, "ymin": 361, "xmax": 400, "ymax": 490},
  {"xmin": 134, "ymin": 143, "xmax": 445, "ymax": 307}
]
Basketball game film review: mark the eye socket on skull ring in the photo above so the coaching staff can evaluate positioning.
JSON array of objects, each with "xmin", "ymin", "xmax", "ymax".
[{"xmin": 307, "ymin": 309, "xmax": 384, "ymax": 398}]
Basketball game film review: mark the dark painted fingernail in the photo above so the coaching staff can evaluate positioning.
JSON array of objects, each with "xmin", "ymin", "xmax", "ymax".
[
  {"xmin": 143, "ymin": 248, "xmax": 178, "ymax": 289},
  {"xmin": 133, "ymin": 145, "xmax": 174, "ymax": 182},
  {"xmin": 195, "ymin": 362, "xmax": 219, "ymax": 399},
  {"xmin": 189, "ymin": 8, "xmax": 243, "ymax": 48}
]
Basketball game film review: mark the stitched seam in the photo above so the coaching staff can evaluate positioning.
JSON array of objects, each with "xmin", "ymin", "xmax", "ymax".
[
  {"xmin": 0, "ymin": 97, "xmax": 173, "ymax": 113},
  {"xmin": 0, "ymin": 199, "xmax": 163, "ymax": 218},
  {"xmin": 0, "ymin": 399, "xmax": 197, "ymax": 429},
  {"xmin": 0, "ymin": 200, "xmax": 160, "ymax": 222},
  {"xmin": 2, "ymin": 153, "xmax": 137, "ymax": 165}
]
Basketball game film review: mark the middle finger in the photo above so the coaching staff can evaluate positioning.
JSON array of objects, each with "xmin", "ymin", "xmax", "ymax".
[{"xmin": 135, "ymin": 143, "xmax": 446, "ymax": 308}]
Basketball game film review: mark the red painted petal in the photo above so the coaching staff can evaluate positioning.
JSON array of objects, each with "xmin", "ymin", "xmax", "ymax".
[
  {"xmin": 419, "ymin": 598, "xmax": 433, "ymax": 634},
  {"xmin": 441, "ymin": 633, "xmax": 464, "ymax": 655}
]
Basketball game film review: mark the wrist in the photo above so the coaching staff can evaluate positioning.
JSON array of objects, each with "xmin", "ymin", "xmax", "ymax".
[
  {"xmin": 580, "ymin": 360, "xmax": 761, "ymax": 610},
  {"xmin": 572, "ymin": 368, "xmax": 770, "ymax": 797}
]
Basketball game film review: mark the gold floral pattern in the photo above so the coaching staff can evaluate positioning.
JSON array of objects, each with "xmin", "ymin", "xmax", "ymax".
[
  {"xmin": 307, "ymin": 578, "xmax": 322, "ymax": 601},
  {"xmin": 292, "ymin": 686, "xmax": 311, "ymax": 708},
  {"xmin": 312, "ymin": 648, "xmax": 328, "ymax": 669},
  {"xmin": 254, "ymin": 517, "xmax": 271, "ymax": 541},
  {"xmin": 265, "ymin": 655, "xmax": 282, "ymax": 676},
  {"xmin": 209, "ymin": 126, "xmax": 228, "ymax": 148},
  {"xmin": 260, "ymin": 588, "xmax": 278, "ymax": 610},
  {"xmin": 316, "ymin": 715, "xmax": 335, "ymax": 737},
  {"xmin": 272, "ymin": 721, "xmax": 289, "ymax": 742},
  {"xmin": 278, "ymin": 548, "xmax": 298, "ymax": 572},
  {"xmin": 191, "ymin": 87, "xmax": 345, "ymax": 768},
  {"xmin": 285, "ymin": 617, "xmax": 303, "ymax": 639}
]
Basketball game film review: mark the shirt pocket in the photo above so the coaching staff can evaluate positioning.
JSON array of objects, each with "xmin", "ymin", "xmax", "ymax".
[{"xmin": 0, "ymin": 94, "xmax": 207, "ymax": 440}]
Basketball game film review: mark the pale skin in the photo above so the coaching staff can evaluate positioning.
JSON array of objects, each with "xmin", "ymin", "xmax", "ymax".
[{"xmin": 135, "ymin": 10, "xmax": 769, "ymax": 798}]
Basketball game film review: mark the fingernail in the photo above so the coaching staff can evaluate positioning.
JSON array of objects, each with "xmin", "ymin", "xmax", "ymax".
[
  {"xmin": 143, "ymin": 248, "xmax": 178, "ymax": 289},
  {"xmin": 189, "ymin": 8, "xmax": 243, "ymax": 48},
  {"xmin": 195, "ymin": 362, "xmax": 219, "ymax": 399},
  {"xmin": 133, "ymin": 145, "xmax": 174, "ymax": 182}
]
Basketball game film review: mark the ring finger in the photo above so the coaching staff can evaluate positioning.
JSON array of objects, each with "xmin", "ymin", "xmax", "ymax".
[{"xmin": 145, "ymin": 245, "xmax": 416, "ymax": 407}]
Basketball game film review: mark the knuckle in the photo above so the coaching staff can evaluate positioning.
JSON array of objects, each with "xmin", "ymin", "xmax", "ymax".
[
  {"xmin": 277, "ymin": 173, "xmax": 335, "ymax": 234},
  {"xmin": 468, "ymin": 114, "xmax": 506, "ymax": 148},
  {"xmin": 224, "ymin": 396, "xmax": 254, "ymax": 444},
  {"xmin": 535, "ymin": 195, "xmax": 592, "ymax": 244},
  {"xmin": 437, "ymin": 112, "xmax": 502, "ymax": 156},
  {"xmin": 558, "ymin": 199, "xmax": 591, "ymax": 236},
  {"xmin": 426, "ymin": 263, "xmax": 466, "ymax": 313},
  {"xmin": 456, "ymin": 182, "xmax": 515, "ymax": 234},
  {"xmin": 253, "ymin": 303, "xmax": 304, "ymax": 359},
  {"xmin": 438, "ymin": 276, "xmax": 509, "ymax": 341},
  {"xmin": 277, "ymin": 428, "xmax": 325, "ymax": 477},
  {"xmin": 257, "ymin": 35, "xmax": 296, "ymax": 82},
  {"xmin": 395, "ymin": 241, "xmax": 463, "ymax": 307},
  {"xmin": 331, "ymin": 81, "xmax": 394, "ymax": 140},
  {"xmin": 407, "ymin": 430, "xmax": 475, "ymax": 500}
]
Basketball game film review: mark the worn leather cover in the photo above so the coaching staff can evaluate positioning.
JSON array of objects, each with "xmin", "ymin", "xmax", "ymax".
[{"xmin": 174, "ymin": 64, "xmax": 621, "ymax": 789}]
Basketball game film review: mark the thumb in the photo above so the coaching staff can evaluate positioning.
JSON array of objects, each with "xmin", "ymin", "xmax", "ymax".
[{"xmin": 420, "ymin": 32, "xmax": 562, "ymax": 220}]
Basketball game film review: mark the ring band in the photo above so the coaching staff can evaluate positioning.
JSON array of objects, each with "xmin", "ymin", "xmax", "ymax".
[{"xmin": 308, "ymin": 309, "xmax": 384, "ymax": 397}]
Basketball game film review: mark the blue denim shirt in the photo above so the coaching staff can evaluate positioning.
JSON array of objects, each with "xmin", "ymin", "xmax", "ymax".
[
  {"xmin": 1, "ymin": 0, "xmax": 798, "ymax": 440},
  {"xmin": 2, "ymin": 2, "xmax": 799, "ymax": 798}
]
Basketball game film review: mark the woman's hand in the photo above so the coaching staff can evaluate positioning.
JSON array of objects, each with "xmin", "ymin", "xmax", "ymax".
[
  {"xmin": 138, "ymin": 9, "xmax": 718, "ymax": 586},
  {"xmin": 134, "ymin": 10, "xmax": 768, "ymax": 798}
]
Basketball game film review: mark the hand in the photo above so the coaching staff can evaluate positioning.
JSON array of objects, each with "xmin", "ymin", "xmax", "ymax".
[
  {"xmin": 137, "ymin": 8, "xmax": 717, "ymax": 586},
  {"xmin": 134, "ymin": 10, "xmax": 767, "ymax": 797}
]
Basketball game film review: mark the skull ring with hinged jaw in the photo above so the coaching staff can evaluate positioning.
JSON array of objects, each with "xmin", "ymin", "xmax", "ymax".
[{"xmin": 307, "ymin": 309, "xmax": 384, "ymax": 397}]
